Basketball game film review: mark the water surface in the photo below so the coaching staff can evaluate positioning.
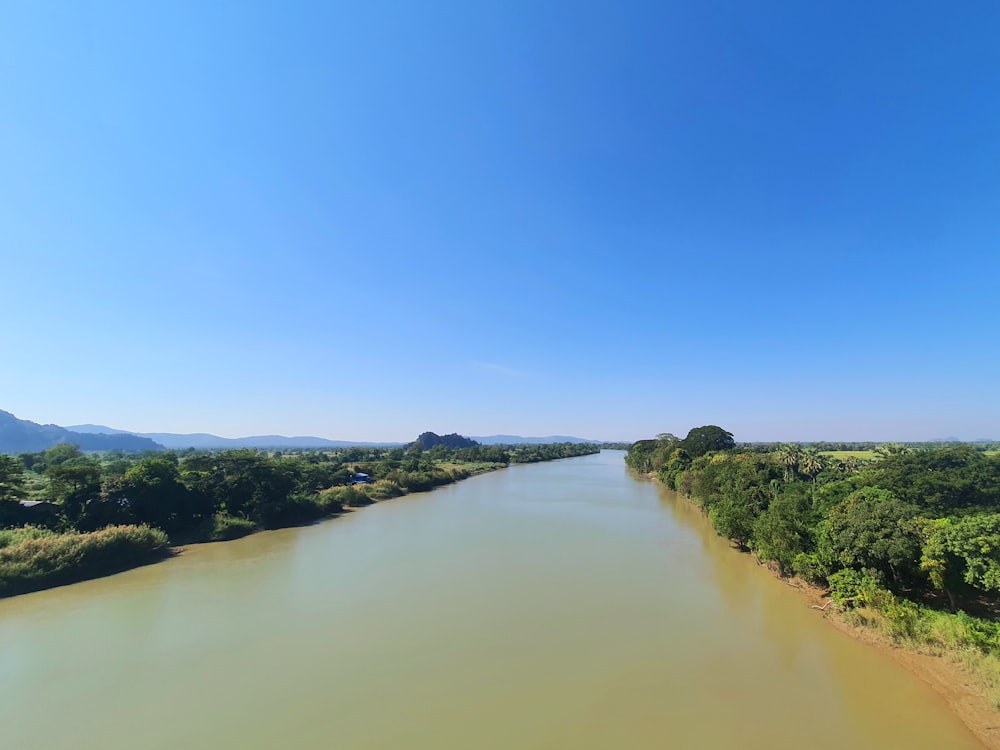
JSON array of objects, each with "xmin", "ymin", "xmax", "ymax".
[{"xmin": 0, "ymin": 451, "xmax": 983, "ymax": 749}]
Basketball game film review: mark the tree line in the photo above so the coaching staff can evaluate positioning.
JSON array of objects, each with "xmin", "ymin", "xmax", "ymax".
[
  {"xmin": 627, "ymin": 427, "xmax": 1000, "ymax": 694},
  {"xmin": 0, "ymin": 440, "xmax": 601, "ymax": 597},
  {"xmin": 2, "ymin": 441, "xmax": 602, "ymax": 538}
]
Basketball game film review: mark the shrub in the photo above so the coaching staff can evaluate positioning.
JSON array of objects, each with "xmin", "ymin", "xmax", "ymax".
[
  {"xmin": 0, "ymin": 525, "xmax": 170, "ymax": 597},
  {"xmin": 319, "ymin": 486, "xmax": 371, "ymax": 508},
  {"xmin": 828, "ymin": 569, "xmax": 866, "ymax": 607},
  {"xmin": 792, "ymin": 552, "xmax": 828, "ymax": 585},
  {"xmin": 0, "ymin": 526, "xmax": 55, "ymax": 549},
  {"xmin": 209, "ymin": 514, "xmax": 257, "ymax": 541},
  {"xmin": 364, "ymin": 481, "xmax": 403, "ymax": 501}
]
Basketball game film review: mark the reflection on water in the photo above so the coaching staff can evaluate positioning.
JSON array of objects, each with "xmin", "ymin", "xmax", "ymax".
[{"xmin": 0, "ymin": 451, "xmax": 984, "ymax": 749}]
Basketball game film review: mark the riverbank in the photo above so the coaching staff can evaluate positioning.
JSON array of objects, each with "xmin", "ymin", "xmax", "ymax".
[
  {"xmin": 647, "ymin": 471, "xmax": 1000, "ymax": 750},
  {"xmin": 790, "ymin": 577, "xmax": 1000, "ymax": 750},
  {"xmin": 0, "ymin": 467, "xmax": 484, "ymax": 599},
  {"xmin": 0, "ymin": 448, "xmax": 599, "ymax": 599},
  {"xmin": 0, "ymin": 525, "xmax": 171, "ymax": 598}
]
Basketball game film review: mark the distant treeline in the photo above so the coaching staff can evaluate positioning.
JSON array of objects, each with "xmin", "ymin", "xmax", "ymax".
[
  {"xmin": 627, "ymin": 428, "xmax": 1000, "ymax": 701},
  {"xmin": 0, "ymin": 441, "xmax": 600, "ymax": 597},
  {"xmin": 739, "ymin": 440, "xmax": 1000, "ymax": 454}
]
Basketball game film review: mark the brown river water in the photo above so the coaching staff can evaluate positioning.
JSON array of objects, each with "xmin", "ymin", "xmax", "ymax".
[{"xmin": 0, "ymin": 450, "xmax": 985, "ymax": 749}]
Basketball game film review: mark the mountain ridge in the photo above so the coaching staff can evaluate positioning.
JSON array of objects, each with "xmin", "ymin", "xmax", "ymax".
[
  {"xmin": 471, "ymin": 434, "xmax": 598, "ymax": 445},
  {"xmin": 2, "ymin": 411, "xmax": 599, "ymax": 454},
  {"xmin": 0, "ymin": 411, "xmax": 163, "ymax": 454},
  {"xmin": 67, "ymin": 424, "xmax": 403, "ymax": 450}
]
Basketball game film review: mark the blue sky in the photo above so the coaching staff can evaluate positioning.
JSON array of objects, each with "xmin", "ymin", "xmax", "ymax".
[{"xmin": 2, "ymin": 1, "xmax": 998, "ymax": 442}]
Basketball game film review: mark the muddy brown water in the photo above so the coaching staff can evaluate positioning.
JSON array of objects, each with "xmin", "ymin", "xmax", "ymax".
[{"xmin": 0, "ymin": 451, "xmax": 984, "ymax": 749}]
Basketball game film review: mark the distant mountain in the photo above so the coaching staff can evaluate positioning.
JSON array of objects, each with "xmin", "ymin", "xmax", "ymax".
[
  {"xmin": 414, "ymin": 432, "xmax": 479, "ymax": 449},
  {"xmin": 0, "ymin": 411, "xmax": 163, "ymax": 454},
  {"xmin": 68, "ymin": 423, "xmax": 134, "ymax": 435},
  {"xmin": 472, "ymin": 435, "xmax": 598, "ymax": 445},
  {"xmin": 67, "ymin": 424, "xmax": 402, "ymax": 450}
]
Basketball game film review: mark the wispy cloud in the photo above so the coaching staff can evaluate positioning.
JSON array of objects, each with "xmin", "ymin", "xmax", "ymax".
[{"xmin": 470, "ymin": 361, "xmax": 529, "ymax": 378}]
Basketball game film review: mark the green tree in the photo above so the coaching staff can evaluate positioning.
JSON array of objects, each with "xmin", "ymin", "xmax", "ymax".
[
  {"xmin": 773, "ymin": 444, "xmax": 802, "ymax": 482},
  {"xmin": 681, "ymin": 426, "xmax": 735, "ymax": 457},
  {"xmin": 182, "ymin": 450, "xmax": 296, "ymax": 527},
  {"xmin": 0, "ymin": 455, "xmax": 28, "ymax": 502},
  {"xmin": 822, "ymin": 487, "xmax": 921, "ymax": 588},
  {"xmin": 921, "ymin": 514, "xmax": 1000, "ymax": 610},
  {"xmin": 874, "ymin": 446, "xmax": 1000, "ymax": 513},
  {"xmin": 752, "ymin": 486, "xmax": 813, "ymax": 574},
  {"xmin": 46, "ymin": 457, "xmax": 102, "ymax": 527},
  {"xmin": 709, "ymin": 495, "xmax": 756, "ymax": 550},
  {"xmin": 43, "ymin": 443, "xmax": 83, "ymax": 466},
  {"xmin": 120, "ymin": 456, "xmax": 211, "ymax": 534},
  {"xmin": 798, "ymin": 450, "xmax": 825, "ymax": 486}
]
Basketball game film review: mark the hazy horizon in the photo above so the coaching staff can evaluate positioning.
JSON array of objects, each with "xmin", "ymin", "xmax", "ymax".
[
  {"xmin": 10, "ymin": 410, "xmax": 994, "ymax": 446},
  {"xmin": 2, "ymin": 3, "xmax": 997, "ymax": 444}
]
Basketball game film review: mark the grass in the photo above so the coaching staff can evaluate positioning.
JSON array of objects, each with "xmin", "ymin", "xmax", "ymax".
[
  {"xmin": 0, "ymin": 526, "xmax": 56, "ymax": 549},
  {"xmin": 207, "ymin": 514, "xmax": 257, "ymax": 541},
  {"xmin": 0, "ymin": 525, "xmax": 170, "ymax": 598}
]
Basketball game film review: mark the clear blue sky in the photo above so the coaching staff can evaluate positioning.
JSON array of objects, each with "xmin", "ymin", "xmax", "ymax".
[{"xmin": 2, "ymin": 1, "xmax": 998, "ymax": 442}]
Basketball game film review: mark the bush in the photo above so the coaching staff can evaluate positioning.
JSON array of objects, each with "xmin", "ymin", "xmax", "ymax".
[
  {"xmin": 364, "ymin": 481, "xmax": 403, "ymax": 501},
  {"xmin": 319, "ymin": 486, "xmax": 371, "ymax": 508},
  {"xmin": 0, "ymin": 526, "xmax": 55, "ymax": 549},
  {"xmin": 828, "ymin": 569, "xmax": 867, "ymax": 607},
  {"xmin": 208, "ymin": 514, "xmax": 257, "ymax": 541},
  {"xmin": 0, "ymin": 525, "xmax": 170, "ymax": 597},
  {"xmin": 792, "ymin": 552, "xmax": 828, "ymax": 585}
]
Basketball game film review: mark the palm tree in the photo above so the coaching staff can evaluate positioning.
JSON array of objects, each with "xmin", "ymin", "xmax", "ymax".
[
  {"xmin": 799, "ymin": 450, "xmax": 824, "ymax": 482},
  {"xmin": 773, "ymin": 444, "xmax": 802, "ymax": 482},
  {"xmin": 798, "ymin": 449, "xmax": 826, "ymax": 507},
  {"xmin": 875, "ymin": 443, "xmax": 911, "ymax": 460}
]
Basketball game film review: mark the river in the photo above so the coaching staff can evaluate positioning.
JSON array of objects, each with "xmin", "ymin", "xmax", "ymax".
[{"xmin": 0, "ymin": 451, "xmax": 984, "ymax": 749}]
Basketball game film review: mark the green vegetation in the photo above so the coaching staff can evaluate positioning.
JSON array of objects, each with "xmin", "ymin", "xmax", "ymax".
[
  {"xmin": 0, "ymin": 525, "xmax": 169, "ymax": 597},
  {"xmin": 819, "ymin": 450, "xmax": 876, "ymax": 460},
  {"xmin": 0, "ymin": 439, "xmax": 601, "ymax": 597},
  {"xmin": 413, "ymin": 431, "xmax": 479, "ymax": 450},
  {"xmin": 627, "ymin": 430, "xmax": 1000, "ymax": 704}
]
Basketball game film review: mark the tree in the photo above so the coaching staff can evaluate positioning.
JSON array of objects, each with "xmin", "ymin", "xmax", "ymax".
[
  {"xmin": 798, "ymin": 450, "xmax": 826, "ymax": 485},
  {"xmin": 875, "ymin": 443, "xmax": 911, "ymax": 460},
  {"xmin": 43, "ymin": 443, "xmax": 83, "ymax": 466},
  {"xmin": 119, "ymin": 456, "xmax": 211, "ymax": 534},
  {"xmin": 0, "ymin": 455, "xmax": 28, "ymax": 502},
  {"xmin": 752, "ymin": 486, "xmax": 813, "ymax": 574},
  {"xmin": 797, "ymin": 449, "xmax": 827, "ymax": 507},
  {"xmin": 773, "ymin": 444, "xmax": 802, "ymax": 482},
  {"xmin": 710, "ymin": 495, "xmax": 756, "ymax": 550},
  {"xmin": 46, "ymin": 456, "xmax": 102, "ymax": 527},
  {"xmin": 874, "ymin": 446, "xmax": 1000, "ymax": 513},
  {"xmin": 181, "ymin": 450, "xmax": 296, "ymax": 526},
  {"xmin": 681, "ymin": 426, "xmax": 735, "ymax": 457},
  {"xmin": 921, "ymin": 514, "xmax": 1000, "ymax": 610},
  {"xmin": 822, "ymin": 487, "xmax": 921, "ymax": 588}
]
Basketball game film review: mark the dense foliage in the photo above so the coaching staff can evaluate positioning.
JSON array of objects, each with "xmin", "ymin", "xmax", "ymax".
[
  {"xmin": 627, "ymin": 431, "xmax": 1000, "ymax": 690},
  {"xmin": 413, "ymin": 432, "xmax": 480, "ymax": 449},
  {"xmin": 0, "ymin": 441, "xmax": 601, "ymax": 597},
  {"xmin": 0, "ymin": 525, "xmax": 169, "ymax": 597}
]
